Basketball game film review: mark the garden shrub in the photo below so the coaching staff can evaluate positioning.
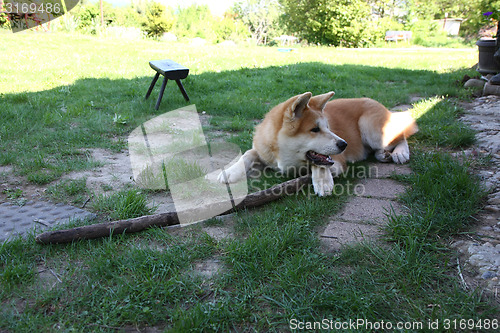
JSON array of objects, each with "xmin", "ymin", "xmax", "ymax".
[
  {"xmin": 141, "ymin": 2, "xmax": 175, "ymax": 39},
  {"xmin": 211, "ymin": 16, "xmax": 249, "ymax": 43},
  {"xmin": 281, "ymin": 0, "xmax": 372, "ymax": 47},
  {"xmin": 75, "ymin": 4, "xmax": 100, "ymax": 33}
]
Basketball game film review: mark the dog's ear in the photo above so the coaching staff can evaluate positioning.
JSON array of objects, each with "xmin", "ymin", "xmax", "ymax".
[
  {"xmin": 286, "ymin": 92, "xmax": 312, "ymax": 120},
  {"xmin": 309, "ymin": 91, "xmax": 335, "ymax": 111}
]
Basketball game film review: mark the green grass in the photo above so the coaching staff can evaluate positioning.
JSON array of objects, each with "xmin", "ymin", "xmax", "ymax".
[
  {"xmin": 92, "ymin": 189, "xmax": 155, "ymax": 220},
  {"xmin": 412, "ymin": 97, "xmax": 476, "ymax": 148},
  {"xmin": 389, "ymin": 152, "xmax": 486, "ymax": 241},
  {"xmin": 45, "ymin": 178, "xmax": 90, "ymax": 206},
  {"xmin": 0, "ymin": 31, "xmax": 497, "ymax": 331}
]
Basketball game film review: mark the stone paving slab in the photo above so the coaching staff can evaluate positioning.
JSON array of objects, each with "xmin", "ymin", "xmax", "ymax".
[
  {"xmin": 367, "ymin": 163, "xmax": 412, "ymax": 179},
  {"xmin": 336, "ymin": 196, "xmax": 404, "ymax": 225},
  {"xmin": 356, "ymin": 178, "xmax": 408, "ymax": 199},
  {"xmin": 0, "ymin": 200, "xmax": 95, "ymax": 242},
  {"xmin": 320, "ymin": 221, "xmax": 382, "ymax": 251},
  {"xmin": 321, "ymin": 163, "xmax": 411, "ymax": 252}
]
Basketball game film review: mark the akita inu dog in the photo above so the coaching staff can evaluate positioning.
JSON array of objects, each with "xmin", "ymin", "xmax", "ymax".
[{"xmin": 218, "ymin": 92, "xmax": 418, "ymax": 196}]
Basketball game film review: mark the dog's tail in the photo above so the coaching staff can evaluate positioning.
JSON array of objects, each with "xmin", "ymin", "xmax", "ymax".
[{"xmin": 383, "ymin": 111, "xmax": 419, "ymax": 147}]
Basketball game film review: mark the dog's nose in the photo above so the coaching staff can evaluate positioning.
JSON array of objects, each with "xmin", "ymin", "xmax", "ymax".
[{"xmin": 336, "ymin": 140, "xmax": 347, "ymax": 152}]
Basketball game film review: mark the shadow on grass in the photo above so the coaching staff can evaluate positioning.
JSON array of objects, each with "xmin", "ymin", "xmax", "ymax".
[{"xmin": 0, "ymin": 62, "xmax": 472, "ymax": 184}]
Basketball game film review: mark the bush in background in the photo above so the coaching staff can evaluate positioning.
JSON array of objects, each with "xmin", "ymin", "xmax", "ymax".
[
  {"xmin": 173, "ymin": 4, "xmax": 214, "ymax": 40},
  {"xmin": 211, "ymin": 15, "xmax": 249, "ymax": 43},
  {"xmin": 173, "ymin": 4, "xmax": 248, "ymax": 43},
  {"xmin": 280, "ymin": 0, "xmax": 372, "ymax": 47},
  {"xmin": 233, "ymin": 0, "xmax": 283, "ymax": 45},
  {"xmin": 141, "ymin": 2, "xmax": 175, "ymax": 39},
  {"xmin": 113, "ymin": 6, "xmax": 144, "ymax": 28}
]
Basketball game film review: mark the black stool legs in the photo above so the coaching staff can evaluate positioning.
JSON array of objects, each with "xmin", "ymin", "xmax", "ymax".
[
  {"xmin": 145, "ymin": 73, "xmax": 160, "ymax": 100},
  {"xmin": 145, "ymin": 74, "xmax": 190, "ymax": 111},
  {"xmin": 175, "ymin": 79, "xmax": 190, "ymax": 102},
  {"xmin": 155, "ymin": 77, "xmax": 169, "ymax": 110}
]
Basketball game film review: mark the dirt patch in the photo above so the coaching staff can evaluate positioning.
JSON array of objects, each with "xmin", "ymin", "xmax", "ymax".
[
  {"xmin": 0, "ymin": 166, "xmax": 47, "ymax": 204},
  {"xmin": 59, "ymin": 148, "xmax": 177, "ymax": 214},
  {"xmin": 62, "ymin": 148, "xmax": 135, "ymax": 195},
  {"xmin": 194, "ymin": 257, "xmax": 224, "ymax": 279},
  {"xmin": 36, "ymin": 263, "xmax": 64, "ymax": 291}
]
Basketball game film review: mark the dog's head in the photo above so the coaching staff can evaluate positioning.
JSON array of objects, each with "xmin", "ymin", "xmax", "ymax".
[{"xmin": 277, "ymin": 91, "xmax": 347, "ymax": 167}]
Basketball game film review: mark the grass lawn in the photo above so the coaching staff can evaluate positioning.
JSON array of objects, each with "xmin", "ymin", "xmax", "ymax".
[{"xmin": 1, "ymin": 32, "xmax": 498, "ymax": 331}]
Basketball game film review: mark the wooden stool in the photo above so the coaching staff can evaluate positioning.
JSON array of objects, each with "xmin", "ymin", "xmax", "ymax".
[{"xmin": 145, "ymin": 59, "xmax": 190, "ymax": 110}]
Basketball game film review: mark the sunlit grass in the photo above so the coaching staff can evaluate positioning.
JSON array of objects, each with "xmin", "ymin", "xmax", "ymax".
[{"xmin": 412, "ymin": 97, "xmax": 476, "ymax": 147}]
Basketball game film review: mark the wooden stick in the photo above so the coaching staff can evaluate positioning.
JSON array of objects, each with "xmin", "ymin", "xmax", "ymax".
[{"xmin": 35, "ymin": 175, "xmax": 311, "ymax": 244}]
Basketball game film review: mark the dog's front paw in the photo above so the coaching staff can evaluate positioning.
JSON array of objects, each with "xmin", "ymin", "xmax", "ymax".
[
  {"xmin": 375, "ymin": 150, "xmax": 392, "ymax": 163},
  {"xmin": 312, "ymin": 166, "xmax": 334, "ymax": 196},
  {"xmin": 391, "ymin": 143, "xmax": 410, "ymax": 164},
  {"xmin": 391, "ymin": 151, "xmax": 409, "ymax": 164},
  {"xmin": 217, "ymin": 164, "xmax": 246, "ymax": 183}
]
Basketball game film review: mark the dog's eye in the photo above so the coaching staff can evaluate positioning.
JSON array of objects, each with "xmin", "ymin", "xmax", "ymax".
[{"xmin": 311, "ymin": 127, "xmax": 321, "ymax": 133}]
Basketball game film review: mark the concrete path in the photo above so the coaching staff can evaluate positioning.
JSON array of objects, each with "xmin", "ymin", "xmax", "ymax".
[{"xmin": 320, "ymin": 163, "xmax": 411, "ymax": 251}]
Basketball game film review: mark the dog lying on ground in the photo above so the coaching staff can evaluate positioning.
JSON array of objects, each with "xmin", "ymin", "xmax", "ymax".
[{"xmin": 218, "ymin": 92, "xmax": 418, "ymax": 196}]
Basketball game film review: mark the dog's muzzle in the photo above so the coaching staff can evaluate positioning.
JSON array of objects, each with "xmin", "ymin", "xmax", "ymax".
[
  {"xmin": 306, "ymin": 151, "xmax": 335, "ymax": 166},
  {"xmin": 305, "ymin": 140, "xmax": 347, "ymax": 166}
]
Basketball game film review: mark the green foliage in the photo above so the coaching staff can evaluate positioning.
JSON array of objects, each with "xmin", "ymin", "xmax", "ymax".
[
  {"xmin": 410, "ymin": 19, "xmax": 448, "ymax": 46},
  {"xmin": 0, "ymin": 8, "xmax": 9, "ymax": 29},
  {"xmin": 211, "ymin": 16, "xmax": 250, "ymax": 43},
  {"xmin": 233, "ymin": 0, "xmax": 283, "ymax": 44},
  {"xmin": 460, "ymin": 0, "xmax": 500, "ymax": 37},
  {"xmin": 173, "ymin": 4, "xmax": 218, "ymax": 40},
  {"xmin": 93, "ymin": 189, "xmax": 155, "ymax": 220},
  {"xmin": 280, "ymin": 0, "xmax": 372, "ymax": 47},
  {"xmin": 405, "ymin": 0, "xmax": 498, "ymax": 38},
  {"xmin": 112, "ymin": 5, "xmax": 144, "ymax": 28},
  {"xmin": 75, "ymin": 4, "xmax": 100, "ymax": 31},
  {"xmin": 173, "ymin": 4, "xmax": 248, "ymax": 43},
  {"xmin": 367, "ymin": 16, "xmax": 405, "ymax": 47},
  {"xmin": 141, "ymin": 2, "xmax": 175, "ymax": 38},
  {"xmin": 71, "ymin": 2, "xmax": 117, "ymax": 34}
]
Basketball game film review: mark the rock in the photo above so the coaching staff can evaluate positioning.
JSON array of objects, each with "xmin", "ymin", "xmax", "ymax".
[
  {"xmin": 483, "ymin": 82, "xmax": 500, "ymax": 96},
  {"xmin": 487, "ymin": 197, "xmax": 500, "ymax": 205},
  {"xmin": 485, "ymin": 205, "xmax": 500, "ymax": 213},
  {"xmin": 490, "ymin": 73, "xmax": 500, "ymax": 85},
  {"xmin": 464, "ymin": 79, "xmax": 486, "ymax": 89},
  {"xmin": 481, "ymin": 271, "xmax": 497, "ymax": 279},
  {"xmin": 468, "ymin": 254, "xmax": 485, "ymax": 266},
  {"xmin": 477, "ymin": 132, "xmax": 500, "ymax": 154}
]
